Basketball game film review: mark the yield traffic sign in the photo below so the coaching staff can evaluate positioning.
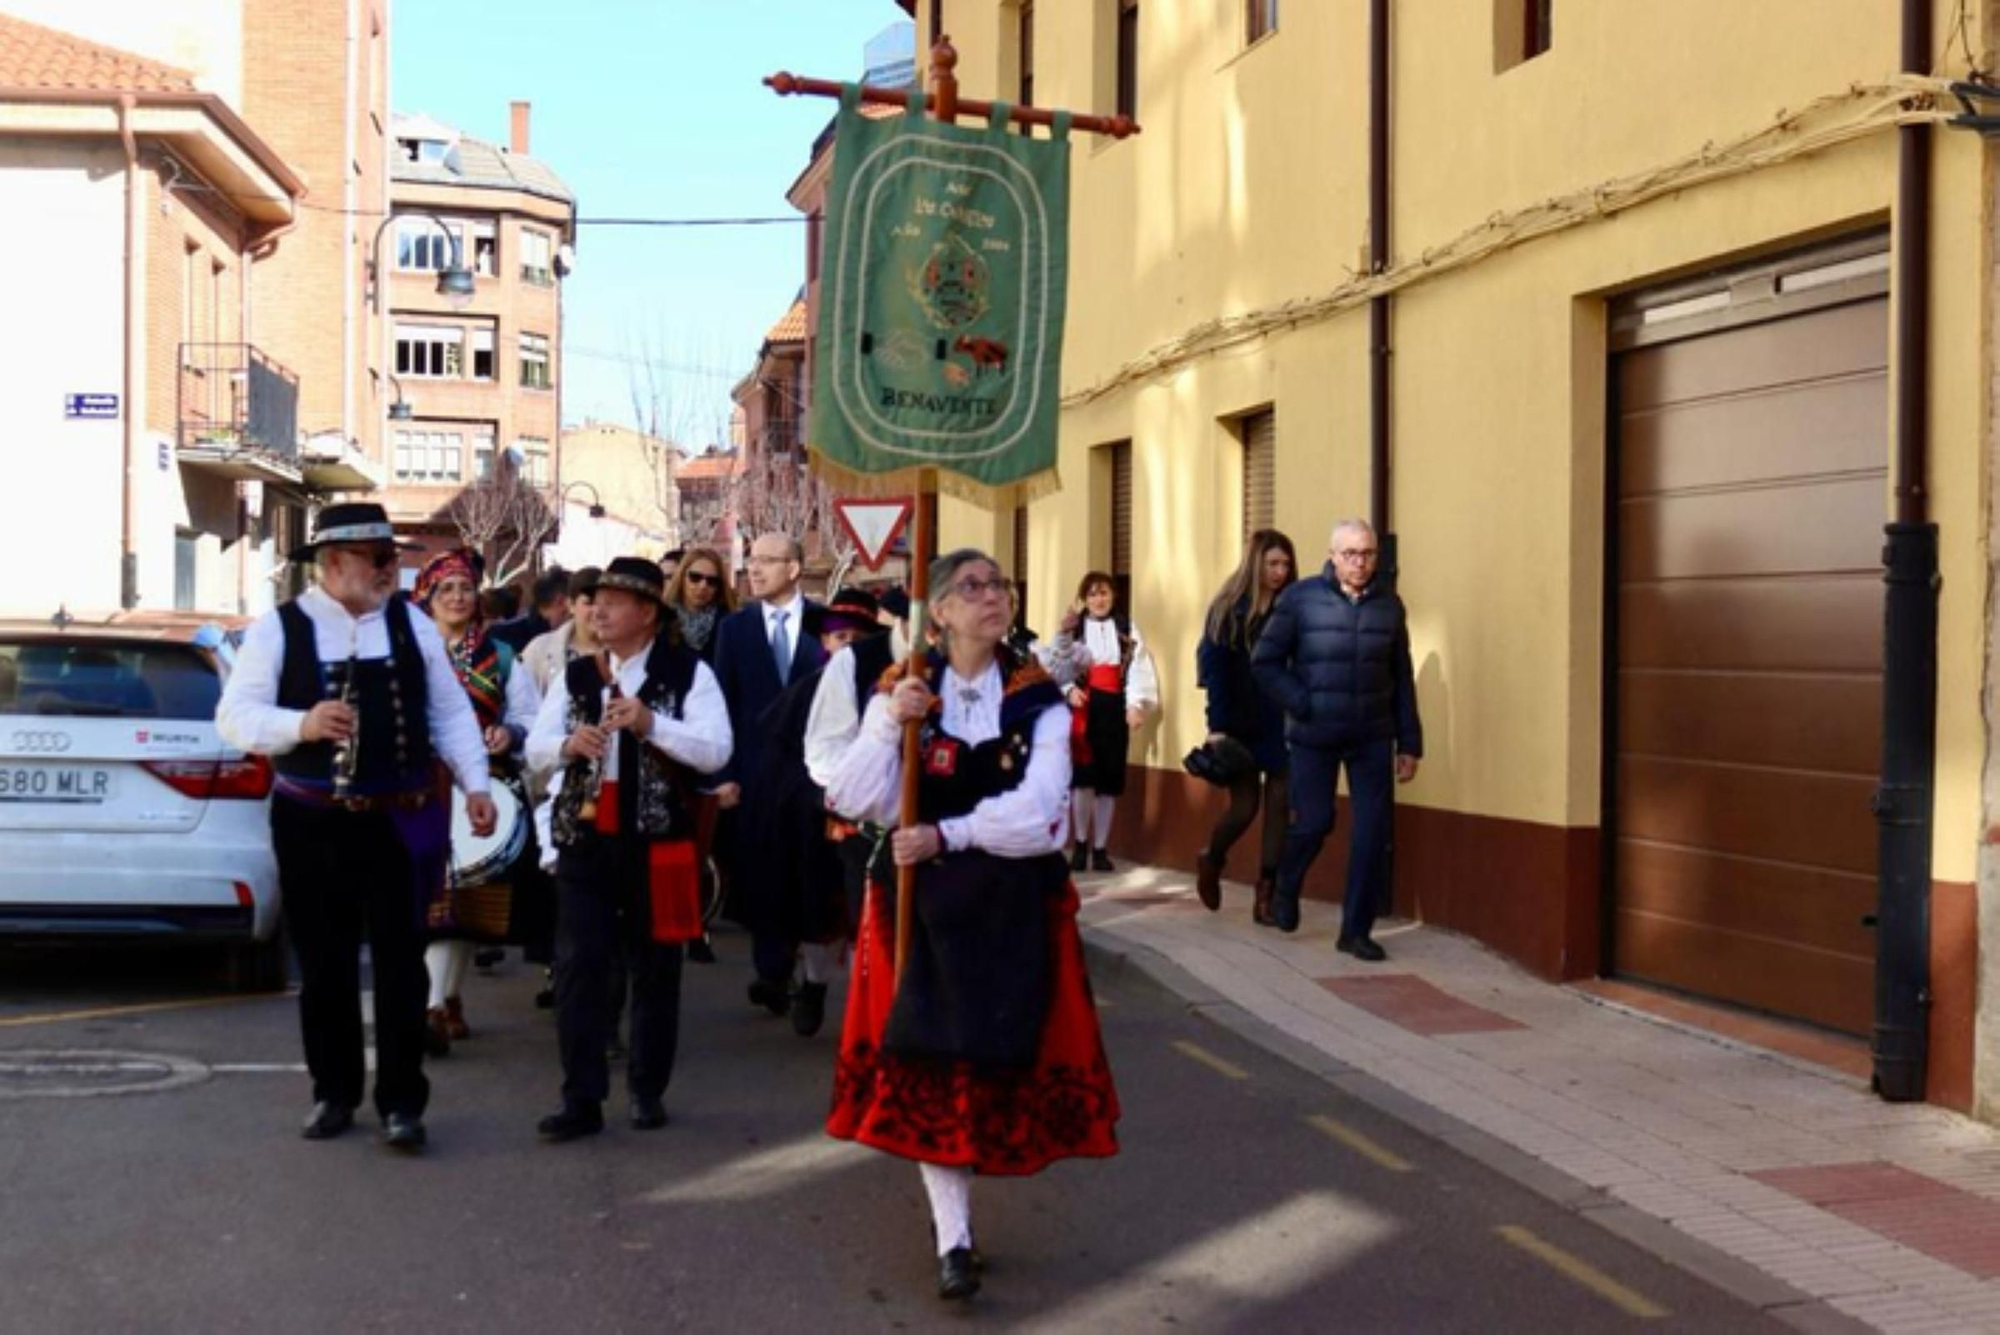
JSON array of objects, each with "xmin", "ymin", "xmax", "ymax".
[{"xmin": 832, "ymin": 496, "xmax": 915, "ymax": 571}]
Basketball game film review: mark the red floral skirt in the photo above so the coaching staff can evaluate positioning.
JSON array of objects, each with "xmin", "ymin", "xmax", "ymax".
[{"xmin": 827, "ymin": 876, "xmax": 1121, "ymax": 1176}]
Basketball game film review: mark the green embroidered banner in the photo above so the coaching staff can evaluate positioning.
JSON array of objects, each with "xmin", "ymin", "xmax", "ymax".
[{"xmin": 809, "ymin": 86, "xmax": 1071, "ymax": 499}]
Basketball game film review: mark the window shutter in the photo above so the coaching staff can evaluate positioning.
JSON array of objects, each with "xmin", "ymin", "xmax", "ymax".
[
  {"xmin": 1110, "ymin": 440, "xmax": 1133, "ymax": 584},
  {"xmin": 1242, "ymin": 410, "xmax": 1276, "ymax": 536}
]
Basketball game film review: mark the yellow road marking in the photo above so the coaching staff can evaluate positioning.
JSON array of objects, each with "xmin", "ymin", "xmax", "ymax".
[
  {"xmin": 1171, "ymin": 1039, "xmax": 1249, "ymax": 1081},
  {"xmin": 1494, "ymin": 1224, "xmax": 1669, "ymax": 1320},
  {"xmin": 1305, "ymin": 1113, "xmax": 1415, "ymax": 1172},
  {"xmin": 0, "ymin": 990, "xmax": 291, "ymax": 1029}
]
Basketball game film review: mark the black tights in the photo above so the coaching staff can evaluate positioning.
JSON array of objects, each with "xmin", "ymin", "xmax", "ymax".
[{"xmin": 1203, "ymin": 770, "xmax": 1288, "ymax": 879}]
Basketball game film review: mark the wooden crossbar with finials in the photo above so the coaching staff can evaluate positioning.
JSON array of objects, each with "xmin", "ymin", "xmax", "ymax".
[{"xmin": 767, "ymin": 37, "xmax": 1140, "ymax": 982}]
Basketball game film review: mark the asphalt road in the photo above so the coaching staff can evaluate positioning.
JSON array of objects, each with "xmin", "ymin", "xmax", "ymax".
[{"xmin": 0, "ymin": 932, "xmax": 1786, "ymax": 1333}]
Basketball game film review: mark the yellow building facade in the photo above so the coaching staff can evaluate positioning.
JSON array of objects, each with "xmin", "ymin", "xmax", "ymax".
[{"xmin": 919, "ymin": 1, "xmax": 1998, "ymax": 1116}]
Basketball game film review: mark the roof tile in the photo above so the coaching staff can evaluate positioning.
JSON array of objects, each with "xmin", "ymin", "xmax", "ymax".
[{"xmin": 0, "ymin": 14, "xmax": 197, "ymax": 95}]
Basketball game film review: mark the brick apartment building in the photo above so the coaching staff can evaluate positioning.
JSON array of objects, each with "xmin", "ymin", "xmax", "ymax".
[
  {"xmin": 546, "ymin": 420, "xmax": 679, "ymax": 569},
  {"xmin": 382, "ymin": 104, "xmax": 576, "ymax": 580},
  {"xmin": 0, "ymin": 1, "xmax": 386, "ymax": 617}
]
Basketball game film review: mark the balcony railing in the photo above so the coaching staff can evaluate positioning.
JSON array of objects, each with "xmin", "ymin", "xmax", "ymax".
[{"xmin": 178, "ymin": 343, "xmax": 300, "ymax": 460}]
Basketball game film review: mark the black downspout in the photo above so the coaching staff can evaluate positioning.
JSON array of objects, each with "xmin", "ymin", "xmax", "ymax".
[
  {"xmin": 1872, "ymin": 0, "xmax": 1937, "ymax": 1103},
  {"xmin": 1369, "ymin": 0, "xmax": 1398, "ymax": 921}
]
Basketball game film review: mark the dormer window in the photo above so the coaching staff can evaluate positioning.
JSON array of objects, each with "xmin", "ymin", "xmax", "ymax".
[{"xmin": 396, "ymin": 136, "xmax": 452, "ymax": 166}]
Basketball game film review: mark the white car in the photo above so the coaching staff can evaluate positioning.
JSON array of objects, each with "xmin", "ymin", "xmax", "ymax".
[{"xmin": 0, "ymin": 614, "xmax": 284, "ymax": 990}]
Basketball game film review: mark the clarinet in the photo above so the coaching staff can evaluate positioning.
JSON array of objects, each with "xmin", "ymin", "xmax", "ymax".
[
  {"xmin": 329, "ymin": 640, "xmax": 361, "ymax": 804},
  {"xmin": 576, "ymin": 653, "xmax": 617, "ymax": 822}
]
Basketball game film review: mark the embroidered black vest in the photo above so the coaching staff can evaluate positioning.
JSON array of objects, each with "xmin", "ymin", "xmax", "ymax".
[
  {"xmin": 551, "ymin": 634, "xmax": 702, "ymax": 847},
  {"xmin": 900, "ymin": 647, "xmax": 1065, "ymax": 825},
  {"xmin": 273, "ymin": 595, "xmax": 433, "ymax": 794}
]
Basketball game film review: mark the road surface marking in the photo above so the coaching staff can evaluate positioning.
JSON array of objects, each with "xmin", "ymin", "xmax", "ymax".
[
  {"xmin": 1494, "ymin": 1224, "xmax": 1669, "ymax": 1319},
  {"xmin": 0, "ymin": 991, "xmax": 291, "ymax": 1029},
  {"xmin": 210, "ymin": 1063, "xmax": 310, "ymax": 1074},
  {"xmin": 1171, "ymin": 1039, "xmax": 1250, "ymax": 1081},
  {"xmin": 1305, "ymin": 1113, "xmax": 1415, "ymax": 1172},
  {"xmin": 0, "ymin": 1047, "xmax": 210, "ymax": 1098}
]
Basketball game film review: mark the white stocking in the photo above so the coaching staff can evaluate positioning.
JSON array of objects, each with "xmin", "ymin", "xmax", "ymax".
[
  {"xmin": 1070, "ymin": 789, "xmax": 1096, "ymax": 845},
  {"xmin": 919, "ymin": 1162, "xmax": 973, "ymax": 1255},
  {"xmin": 425, "ymin": 941, "xmax": 471, "ymax": 1009},
  {"xmin": 1092, "ymin": 794, "xmax": 1118, "ymax": 850},
  {"xmin": 800, "ymin": 941, "xmax": 845, "ymax": 985}
]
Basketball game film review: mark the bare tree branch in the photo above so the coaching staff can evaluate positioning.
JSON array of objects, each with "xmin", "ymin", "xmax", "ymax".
[{"xmin": 447, "ymin": 471, "xmax": 558, "ymax": 589}]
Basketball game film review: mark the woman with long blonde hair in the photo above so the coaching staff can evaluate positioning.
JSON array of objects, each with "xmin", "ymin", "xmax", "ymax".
[
  {"xmin": 1195, "ymin": 529, "xmax": 1297, "ymax": 923},
  {"xmin": 663, "ymin": 546, "xmax": 737, "ymax": 664}
]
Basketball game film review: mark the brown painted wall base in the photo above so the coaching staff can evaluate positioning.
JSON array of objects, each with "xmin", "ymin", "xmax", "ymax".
[
  {"xmin": 1110, "ymin": 766, "xmax": 1600, "ymax": 981},
  {"xmin": 1929, "ymin": 879, "xmax": 1976, "ymax": 1112},
  {"xmin": 1110, "ymin": 767, "xmax": 1976, "ymax": 1110}
]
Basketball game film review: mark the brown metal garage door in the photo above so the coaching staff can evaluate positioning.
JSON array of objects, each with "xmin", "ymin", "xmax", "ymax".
[{"xmin": 1611, "ymin": 250, "xmax": 1886, "ymax": 1036}]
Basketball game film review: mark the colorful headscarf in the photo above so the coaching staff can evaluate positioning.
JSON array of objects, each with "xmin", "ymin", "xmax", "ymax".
[{"xmin": 415, "ymin": 549, "xmax": 505, "ymax": 727}]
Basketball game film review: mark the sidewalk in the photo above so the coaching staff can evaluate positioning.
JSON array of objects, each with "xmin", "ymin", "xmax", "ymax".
[{"xmin": 1077, "ymin": 862, "xmax": 2000, "ymax": 1334}]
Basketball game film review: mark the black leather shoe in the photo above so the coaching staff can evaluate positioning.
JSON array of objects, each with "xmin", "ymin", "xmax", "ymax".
[
  {"xmin": 533, "ymin": 984, "xmax": 556, "ymax": 1010},
  {"xmin": 747, "ymin": 977, "xmax": 791, "ymax": 1017},
  {"xmin": 938, "ymin": 1247, "xmax": 981, "ymax": 1300},
  {"xmin": 1070, "ymin": 843, "xmax": 1089, "ymax": 873},
  {"xmin": 1337, "ymin": 935, "xmax": 1388, "ymax": 962},
  {"xmin": 792, "ymin": 981, "xmax": 828, "ymax": 1037},
  {"xmin": 1272, "ymin": 895, "xmax": 1301, "ymax": 934},
  {"xmin": 1091, "ymin": 848, "xmax": 1115, "ymax": 874},
  {"xmin": 630, "ymin": 1098, "xmax": 669, "ymax": 1131},
  {"xmin": 300, "ymin": 1101, "xmax": 353, "ymax": 1140},
  {"xmin": 380, "ymin": 1112, "xmax": 427, "ymax": 1152},
  {"xmin": 473, "ymin": 947, "xmax": 504, "ymax": 970},
  {"xmin": 687, "ymin": 935, "xmax": 716, "ymax": 965},
  {"xmin": 538, "ymin": 1104, "xmax": 604, "ymax": 1143}
]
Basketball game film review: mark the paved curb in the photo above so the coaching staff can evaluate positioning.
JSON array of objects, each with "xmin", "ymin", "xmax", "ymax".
[{"xmin": 1081, "ymin": 929, "xmax": 1877, "ymax": 1335}]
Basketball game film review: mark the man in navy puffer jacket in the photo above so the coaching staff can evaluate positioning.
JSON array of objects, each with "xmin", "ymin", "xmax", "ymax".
[{"xmin": 1251, "ymin": 519, "xmax": 1422, "ymax": 958}]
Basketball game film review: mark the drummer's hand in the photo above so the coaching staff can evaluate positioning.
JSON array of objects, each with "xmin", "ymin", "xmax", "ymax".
[
  {"xmin": 482, "ymin": 725, "xmax": 512, "ymax": 756},
  {"xmin": 714, "ymin": 782, "xmax": 741, "ymax": 810},
  {"xmin": 603, "ymin": 695, "xmax": 653, "ymax": 736},
  {"xmin": 887, "ymin": 677, "xmax": 934, "ymax": 726},
  {"xmin": 301, "ymin": 700, "xmax": 356, "ymax": 743},
  {"xmin": 465, "ymin": 792, "xmax": 498, "ymax": 839},
  {"xmin": 892, "ymin": 823, "xmax": 942, "ymax": 865},
  {"xmin": 564, "ymin": 724, "xmax": 608, "ymax": 762}
]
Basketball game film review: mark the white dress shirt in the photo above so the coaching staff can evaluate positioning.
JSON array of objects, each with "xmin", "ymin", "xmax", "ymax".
[
  {"xmin": 497, "ymin": 649, "xmax": 543, "ymax": 735},
  {"xmin": 761, "ymin": 591, "xmax": 804, "ymax": 675},
  {"xmin": 825, "ymin": 660, "xmax": 1071, "ymax": 858},
  {"xmin": 216, "ymin": 586, "xmax": 491, "ymax": 795},
  {"xmin": 526, "ymin": 636, "xmax": 734, "ymax": 866}
]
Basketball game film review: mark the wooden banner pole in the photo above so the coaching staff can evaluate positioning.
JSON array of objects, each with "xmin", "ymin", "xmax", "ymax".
[{"xmin": 894, "ymin": 472, "xmax": 934, "ymax": 984}]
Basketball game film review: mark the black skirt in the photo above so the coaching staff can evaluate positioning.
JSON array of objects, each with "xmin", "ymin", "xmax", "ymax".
[{"xmin": 1074, "ymin": 686, "xmax": 1131, "ymax": 796}]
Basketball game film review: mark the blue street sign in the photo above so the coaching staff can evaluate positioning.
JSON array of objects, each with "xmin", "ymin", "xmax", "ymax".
[{"xmin": 65, "ymin": 393, "xmax": 120, "ymax": 420}]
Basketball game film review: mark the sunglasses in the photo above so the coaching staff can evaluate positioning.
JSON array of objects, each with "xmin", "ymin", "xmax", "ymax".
[{"xmin": 683, "ymin": 570, "xmax": 721, "ymax": 588}]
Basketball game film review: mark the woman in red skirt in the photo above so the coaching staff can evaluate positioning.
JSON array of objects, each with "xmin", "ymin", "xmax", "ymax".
[
  {"xmin": 1052, "ymin": 572, "xmax": 1158, "ymax": 872},
  {"xmin": 825, "ymin": 548, "xmax": 1120, "ymax": 1302}
]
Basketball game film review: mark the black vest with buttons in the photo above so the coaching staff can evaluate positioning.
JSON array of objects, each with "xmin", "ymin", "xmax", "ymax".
[{"xmin": 273, "ymin": 594, "xmax": 434, "ymax": 794}]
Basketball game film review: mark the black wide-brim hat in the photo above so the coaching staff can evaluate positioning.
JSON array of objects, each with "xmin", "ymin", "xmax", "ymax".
[
  {"xmin": 288, "ymin": 502, "xmax": 421, "ymax": 563},
  {"xmin": 593, "ymin": 555, "xmax": 669, "ymax": 606}
]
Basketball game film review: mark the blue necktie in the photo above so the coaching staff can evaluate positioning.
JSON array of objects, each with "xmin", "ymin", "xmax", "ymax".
[{"xmin": 770, "ymin": 609, "xmax": 790, "ymax": 686}]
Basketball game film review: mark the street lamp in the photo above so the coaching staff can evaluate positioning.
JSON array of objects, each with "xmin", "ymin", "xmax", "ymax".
[
  {"xmin": 561, "ymin": 480, "xmax": 607, "ymax": 519},
  {"xmin": 388, "ymin": 376, "xmax": 414, "ymax": 422},
  {"xmin": 368, "ymin": 211, "xmax": 477, "ymax": 313}
]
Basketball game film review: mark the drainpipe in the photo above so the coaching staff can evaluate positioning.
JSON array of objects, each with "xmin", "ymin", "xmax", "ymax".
[
  {"xmin": 1368, "ymin": 0, "xmax": 1400, "ymax": 921},
  {"xmin": 1872, "ymin": 0, "xmax": 1937, "ymax": 1103},
  {"xmin": 1368, "ymin": 0, "xmax": 1392, "ymax": 561},
  {"xmin": 118, "ymin": 94, "xmax": 140, "ymax": 609}
]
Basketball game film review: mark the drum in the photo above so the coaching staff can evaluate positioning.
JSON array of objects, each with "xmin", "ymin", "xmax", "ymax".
[{"xmin": 449, "ymin": 778, "xmax": 528, "ymax": 888}]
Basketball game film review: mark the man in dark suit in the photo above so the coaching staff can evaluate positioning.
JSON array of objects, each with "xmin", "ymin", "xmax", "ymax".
[{"xmin": 710, "ymin": 533, "xmax": 827, "ymax": 1013}]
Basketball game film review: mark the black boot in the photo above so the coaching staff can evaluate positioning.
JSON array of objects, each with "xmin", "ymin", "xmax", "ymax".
[
  {"xmin": 1070, "ymin": 842, "xmax": 1089, "ymax": 873},
  {"xmin": 537, "ymin": 1102, "xmax": 604, "ymax": 1143},
  {"xmin": 1091, "ymin": 847, "xmax": 1115, "ymax": 874},
  {"xmin": 938, "ymin": 1248, "xmax": 981, "ymax": 1300}
]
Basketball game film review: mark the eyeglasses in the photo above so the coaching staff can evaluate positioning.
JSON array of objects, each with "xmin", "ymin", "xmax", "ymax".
[
  {"xmin": 683, "ymin": 570, "xmax": 720, "ymax": 588},
  {"xmin": 947, "ymin": 575, "xmax": 1010, "ymax": 601},
  {"xmin": 334, "ymin": 544, "xmax": 399, "ymax": 570},
  {"xmin": 1335, "ymin": 549, "xmax": 1379, "ymax": 563}
]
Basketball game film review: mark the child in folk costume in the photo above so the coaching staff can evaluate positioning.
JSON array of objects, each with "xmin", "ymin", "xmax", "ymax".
[
  {"xmin": 412, "ymin": 550, "xmax": 542, "ymax": 1054},
  {"xmin": 1051, "ymin": 571, "xmax": 1159, "ymax": 873},
  {"xmin": 826, "ymin": 550, "xmax": 1120, "ymax": 1303}
]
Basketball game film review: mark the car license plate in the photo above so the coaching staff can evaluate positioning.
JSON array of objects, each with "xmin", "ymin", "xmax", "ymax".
[{"xmin": 0, "ymin": 765, "xmax": 118, "ymax": 803}]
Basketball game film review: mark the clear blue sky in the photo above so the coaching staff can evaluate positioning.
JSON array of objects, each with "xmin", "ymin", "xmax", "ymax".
[{"xmin": 392, "ymin": 0, "xmax": 907, "ymax": 446}]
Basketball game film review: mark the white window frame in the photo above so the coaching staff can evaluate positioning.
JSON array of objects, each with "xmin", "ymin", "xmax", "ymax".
[
  {"xmin": 519, "ymin": 229, "xmax": 553, "ymax": 286},
  {"xmin": 515, "ymin": 436, "xmax": 551, "ymax": 486},
  {"xmin": 394, "ymin": 323, "xmax": 465, "ymax": 379},
  {"xmin": 393, "ymin": 427, "xmax": 464, "ymax": 483},
  {"xmin": 518, "ymin": 332, "xmax": 552, "ymax": 390}
]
